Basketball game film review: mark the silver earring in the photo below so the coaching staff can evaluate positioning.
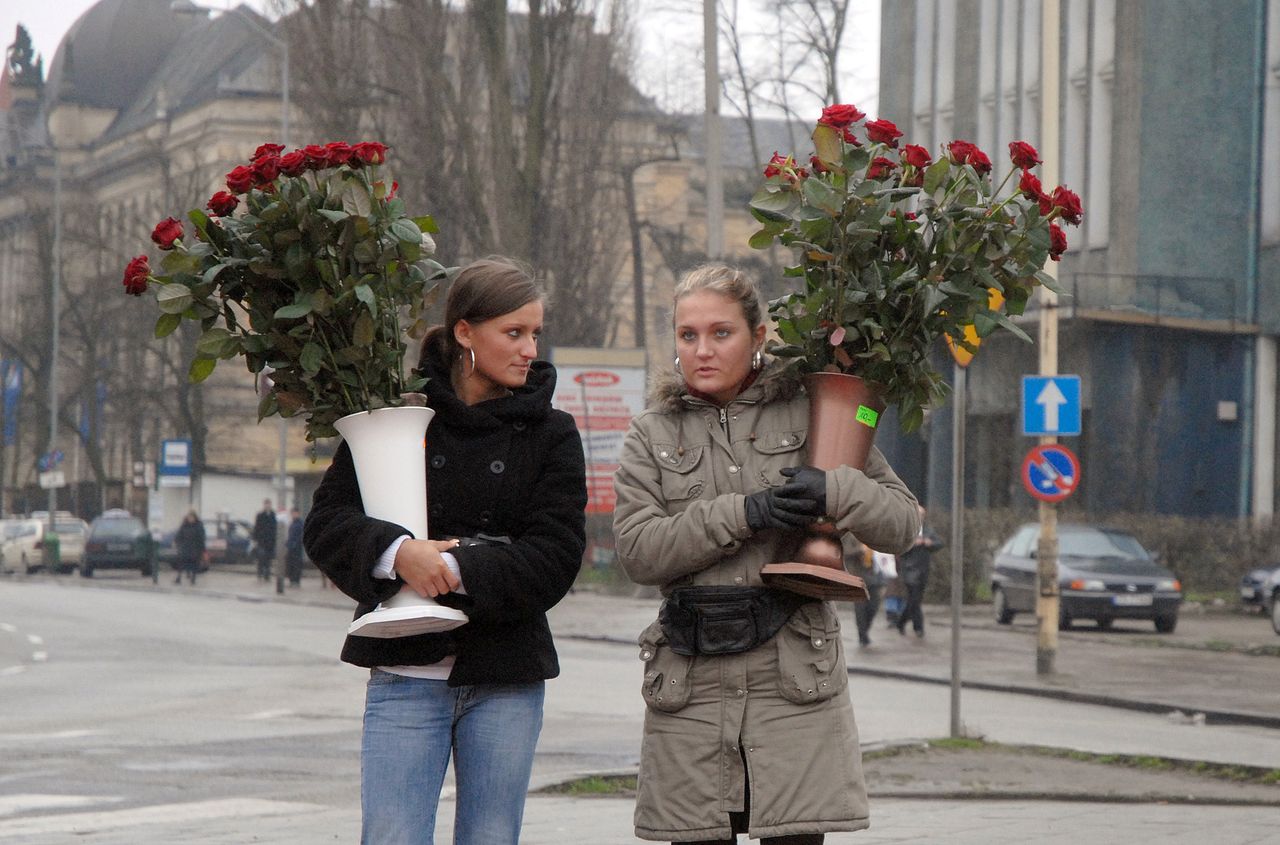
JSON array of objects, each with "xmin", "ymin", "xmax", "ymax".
[
  {"xmin": 752, "ymin": 349, "xmax": 763, "ymax": 371},
  {"xmin": 462, "ymin": 347, "xmax": 476, "ymax": 377},
  {"xmin": 673, "ymin": 355, "xmax": 681, "ymax": 370}
]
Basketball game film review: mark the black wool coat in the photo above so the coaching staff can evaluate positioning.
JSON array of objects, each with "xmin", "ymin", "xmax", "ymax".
[{"xmin": 303, "ymin": 354, "xmax": 587, "ymax": 686}]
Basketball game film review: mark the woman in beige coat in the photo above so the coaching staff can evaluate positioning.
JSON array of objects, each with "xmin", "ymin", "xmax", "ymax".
[{"xmin": 613, "ymin": 264, "xmax": 919, "ymax": 844}]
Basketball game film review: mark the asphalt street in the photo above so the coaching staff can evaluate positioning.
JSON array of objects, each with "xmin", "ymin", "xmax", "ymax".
[{"xmin": 1, "ymin": 568, "xmax": 1277, "ymax": 843}]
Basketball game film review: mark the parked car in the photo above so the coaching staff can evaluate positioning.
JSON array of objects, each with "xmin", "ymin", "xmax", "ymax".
[
  {"xmin": 0, "ymin": 514, "xmax": 88, "ymax": 574},
  {"xmin": 83, "ymin": 510, "xmax": 154, "ymax": 577},
  {"xmin": 1240, "ymin": 563, "xmax": 1280, "ymax": 611},
  {"xmin": 989, "ymin": 523, "xmax": 1183, "ymax": 633},
  {"xmin": 1265, "ymin": 567, "xmax": 1280, "ymax": 636},
  {"xmin": 155, "ymin": 518, "xmax": 252, "ymax": 569}
]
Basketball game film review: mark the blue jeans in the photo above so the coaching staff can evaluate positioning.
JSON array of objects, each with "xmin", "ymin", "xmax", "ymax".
[{"xmin": 361, "ymin": 670, "xmax": 545, "ymax": 845}]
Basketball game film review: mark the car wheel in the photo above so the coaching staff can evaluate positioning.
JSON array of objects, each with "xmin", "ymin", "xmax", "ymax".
[
  {"xmin": 1270, "ymin": 595, "xmax": 1280, "ymax": 636},
  {"xmin": 992, "ymin": 586, "xmax": 1015, "ymax": 625},
  {"xmin": 81, "ymin": 565, "xmax": 93, "ymax": 578},
  {"xmin": 1154, "ymin": 614, "xmax": 1178, "ymax": 634},
  {"xmin": 1097, "ymin": 618, "xmax": 1114, "ymax": 630}
]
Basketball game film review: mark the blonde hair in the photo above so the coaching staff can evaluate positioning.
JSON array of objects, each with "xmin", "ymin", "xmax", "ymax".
[{"xmin": 673, "ymin": 264, "xmax": 765, "ymax": 329}]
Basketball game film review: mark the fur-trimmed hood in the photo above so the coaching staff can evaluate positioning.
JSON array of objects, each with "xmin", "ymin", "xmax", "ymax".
[{"xmin": 647, "ymin": 358, "xmax": 804, "ymax": 413}]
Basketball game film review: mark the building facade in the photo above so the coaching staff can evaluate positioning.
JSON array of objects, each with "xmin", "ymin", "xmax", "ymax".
[{"xmin": 875, "ymin": 0, "xmax": 1280, "ymax": 518}]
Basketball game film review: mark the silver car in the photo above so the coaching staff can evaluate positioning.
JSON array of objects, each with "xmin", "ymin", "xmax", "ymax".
[{"xmin": 990, "ymin": 523, "xmax": 1183, "ymax": 633}]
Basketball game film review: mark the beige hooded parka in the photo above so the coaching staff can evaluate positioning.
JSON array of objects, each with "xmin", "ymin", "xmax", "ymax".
[{"xmin": 613, "ymin": 362, "xmax": 919, "ymax": 841}]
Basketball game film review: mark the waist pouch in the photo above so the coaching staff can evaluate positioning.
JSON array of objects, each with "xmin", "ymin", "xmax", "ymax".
[{"xmin": 659, "ymin": 586, "xmax": 811, "ymax": 656}]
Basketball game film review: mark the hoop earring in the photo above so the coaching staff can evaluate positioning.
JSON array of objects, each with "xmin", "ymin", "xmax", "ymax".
[
  {"xmin": 752, "ymin": 349, "xmax": 763, "ymax": 371},
  {"xmin": 462, "ymin": 347, "xmax": 476, "ymax": 378}
]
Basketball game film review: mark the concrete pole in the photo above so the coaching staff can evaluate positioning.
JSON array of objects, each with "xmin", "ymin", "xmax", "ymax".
[
  {"xmin": 46, "ymin": 149, "xmax": 62, "ymax": 547},
  {"xmin": 703, "ymin": 0, "xmax": 724, "ymax": 258},
  {"xmin": 1254, "ymin": 336, "xmax": 1276, "ymax": 525},
  {"xmin": 1035, "ymin": 0, "xmax": 1062, "ymax": 677}
]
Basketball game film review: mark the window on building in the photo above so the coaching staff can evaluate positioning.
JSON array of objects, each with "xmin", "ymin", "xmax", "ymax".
[
  {"xmin": 1086, "ymin": 0, "xmax": 1115, "ymax": 249},
  {"xmin": 913, "ymin": 0, "xmax": 936, "ymax": 145},
  {"xmin": 1063, "ymin": 0, "xmax": 1090, "ymax": 197},
  {"xmin": 1264, "ymin": 0, "xmax": 1280, "ymax": 242}
]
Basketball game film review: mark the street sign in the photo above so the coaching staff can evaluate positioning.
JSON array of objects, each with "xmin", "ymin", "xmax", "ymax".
[
  {"xmin": 1022, "ymin": 375, "xmax": 1081, "ymax": 436},
  {"xmin": 38, "ymin": 470, "xmax": 66, "ymax": 490},
  {"xmin": 159, "ymin": 439, "xmax": 192, "ymax": 477},
  {"xmin": 1021, "ymin": 444, "xmax": 1080, "ymax": 502}
]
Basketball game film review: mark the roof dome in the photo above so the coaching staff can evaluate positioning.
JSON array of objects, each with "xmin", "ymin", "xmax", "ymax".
[{"xmin": 45, "ymin": 0, "xmax": 202, "ymax": 110}]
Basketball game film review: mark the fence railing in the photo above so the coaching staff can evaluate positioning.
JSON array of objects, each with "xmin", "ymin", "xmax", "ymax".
[{"xmin": 1025, "ymin": 272, "xmax": 1256, "ymax": 334}]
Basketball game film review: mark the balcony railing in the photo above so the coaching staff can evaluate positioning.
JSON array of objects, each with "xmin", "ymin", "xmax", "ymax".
[{"xmin": 1025, "ymin": 272, "xmax": 1257, "ymax": 334}]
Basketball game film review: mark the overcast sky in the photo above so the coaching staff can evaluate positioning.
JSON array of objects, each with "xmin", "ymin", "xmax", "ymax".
[{"xmin": 2, "ymin": 0, "xmax": 880, "ymax": 123}]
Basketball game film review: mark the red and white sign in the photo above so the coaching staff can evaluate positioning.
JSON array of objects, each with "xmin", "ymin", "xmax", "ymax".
[{"xmin": 553, "ymin": 363, "xmax": 647, "ymax": 514}]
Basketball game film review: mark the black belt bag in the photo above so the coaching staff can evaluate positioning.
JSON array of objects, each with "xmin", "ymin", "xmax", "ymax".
[{"xmin": 659, "ymin": 586, "xmax": 810, "ymax": 656}]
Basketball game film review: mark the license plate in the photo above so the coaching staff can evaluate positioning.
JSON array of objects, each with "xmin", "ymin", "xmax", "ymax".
[
  {"xmin": 1113, "ymin": 594, "xmax": 1153, "ymax": 607},
  {"xmin": 107, "ymin": 543, "xmax": 131, "ymax": 552},
  {"xmin": 1241, "ymin": 587, "xmax": 1257, "ymax": 599}
]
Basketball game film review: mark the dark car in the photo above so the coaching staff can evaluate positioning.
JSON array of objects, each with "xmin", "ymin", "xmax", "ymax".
[
  {"xmin": 83, "ymin": 510, "xmax": 154, "ymax": 577},
  {"xmin": 1240, "ymin": 563, "xmax": 1280, "ymax": 611},
  {"xmin": 156, "ymin": 518, "xmax": 252, "ymax": 569},
  {"xmin": 990, "ymin": 523, "xmax": 1182, "ymax": 633},
  {"xmin": 1265, "ymin": 568, "xmax": 1280, "ymax": 636}
]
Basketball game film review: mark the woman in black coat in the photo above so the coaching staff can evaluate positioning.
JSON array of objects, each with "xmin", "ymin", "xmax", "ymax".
[
  {"xmin": 304, "ymin": 258, "xmax": 587, "ymax": 845},
  {"xmin": 174, "ymin": 510, "xmax": 205, "ymax": 585}
]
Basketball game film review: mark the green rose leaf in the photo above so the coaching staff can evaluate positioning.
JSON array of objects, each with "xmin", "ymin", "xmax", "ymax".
[
  {"xmin": 154, "ymin": 312, "xmax": 181, "ymax": 339},
  {"xmin": 188, "ymin": 357, "xmax": 217, "ymax": 383},
  {"xmin": 390, "ymin": 218, "xmax": 422, "ymax": 244},
  {"xmin": 413, "ymin": 215, "xmax": 439, "ymax": 234},
  {"xmin": 274, "ymin": 301, "xmax": 313, "ymax": 320},
  {"xmin": 156, "ymin": 283, "xmax": 194, "ymax": 314},
  {"xmin": 195, "ymin": 326, "xmax": 233, "ymax": 357},
  {"xmin": 299, "ymin": 342, "xmax": 325, "ymax": 374}
]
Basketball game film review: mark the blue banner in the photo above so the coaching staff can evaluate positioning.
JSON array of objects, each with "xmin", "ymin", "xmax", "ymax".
[{"xmin": 2, "ymin": 360, "xmax": 20, "ymax": 446}]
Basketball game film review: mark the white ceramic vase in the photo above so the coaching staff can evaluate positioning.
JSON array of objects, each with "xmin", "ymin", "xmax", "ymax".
[{"xmin": 333, "ymin": 404, "xmax": 469, "ymax": 638}]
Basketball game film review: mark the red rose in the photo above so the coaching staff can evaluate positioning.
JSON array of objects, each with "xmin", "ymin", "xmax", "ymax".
[
  {"xmin": 302, "ymin": 144, "xmax": 332, "ymax": 168},
  {"xmin": 947, "ymin": 140, "xmax": 976, "ymax": 164},
  {"xmin": 967, "ymin": 148, "xmax": 992, "ymax": 175},
  {"xmin": 1008, "ymin": 140, "xmax": 1040, "ymax": 169},
  {"xmin": 1039, "ymin": 193, "xmax": 1054, "ymax": 217},
  {"xmin": 841, "ymin": 127, "xmax": 861, "ymax": 146},
  {"xmin": 388, "ymin": 180, "xmax": 399, "ymax": 199},
  {"xmin": 763, "ymin": 151, "xmax": 787, "ymax": 178},
  {"xmin": 325, "ymin": 142, "xmax": 353, "ymax": 165},
  {"xmin": 867, "ymin": 156, "xmax": 897, "ymax": 180},
  {"xmin": 1049, "ymin": 222, "xmax": 1068, "ymax": 261},
  {"xmin": 817, "ymin": 103, "xmax": 865, "ymax": 130},
  {"xmin": 150, "ymin": 217, "xmax": 184, "ymax": 250},
  {"xmin": 122, "ymin": 255, "xmax": 151, "ymax": 296},
  {"xmin": 207, "ymin": 190, "xmax": 239, "ymax": 217},
  {"xmin": 279, "ymin": 150, "xmax": 308, "ymax": 176},
  {"xmin": 226, "ymin": 165, "xmax": 255, "ymax": 194},
  {"xmin": 252, "ymin": 143, "xmax": 285, "ymax": 161},
  {"xmin": 901, "ymin": 144, "xmax": 932, "ymax": 169},
  {"xmin": 1018, "ymin": 169, "xmax": 1045, "ymax": 201},
  {"xmin": 809, "ymin": 154, "xmax": 829, "ymax": 174},
  {"xmin": 1050, "ymin": 185, "xmax": 1083, "ymax": 225},
  {"xmin": 251, "ymin": 155, "xmax": 281, "ymax": 187},
  {"xmin": 865, "ymin": 119, "xmax": 902, "ymax": 147},
  {"xmin": 351, "ymin": 141, "xmax": 388, "ymax": 165}
]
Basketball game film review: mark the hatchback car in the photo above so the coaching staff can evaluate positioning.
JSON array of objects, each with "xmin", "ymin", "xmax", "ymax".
[
  {"xmin": 1240, "ymin": 563, "xmax": 1280, "ymax": 611},
  {"xmin": 1264, "ymin": 568, "xmax": 1280, "ymax": 636},
  {"xmin": 990, "ymin": 523, "xmax": 1182, "ymax": 633},
  {"xmin": 1, "ymin": 515, "xmax": 88, "ymax": 574},
  {"xmin": 83, "ymin": 511, "xmax": 154, "ymax": 577}
]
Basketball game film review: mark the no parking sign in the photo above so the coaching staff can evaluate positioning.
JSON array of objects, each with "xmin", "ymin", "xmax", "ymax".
[{"xmin": 1021, "ymin": 444, "xmax": 1080, "ymax": 503}]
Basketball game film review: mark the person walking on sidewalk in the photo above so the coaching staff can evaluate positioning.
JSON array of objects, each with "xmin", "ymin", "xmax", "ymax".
[
  {"xmin": 613, "ymin": 264, "xmax": 920, "ymax": 844},
  {"xmin": 174, "ymin": 510, "xmax": 205, "ymax": 586},
  {"xmin": 304, "ymin": 258, "xmax": 587, "ymax": 845},
  {"xmin": 252, "ymin": 499, "xmax": 278, "ymax": 582},
  {"xmin": 851, "ymin": 541, "xmax": 894, "ymax": 648},
  {"xmin": 895, "ymin": 505, "xmax": 943, "ymax": 638},
  {"xmin": 285, "ymin": 507, "xmax": 305, "ymax": 587}
]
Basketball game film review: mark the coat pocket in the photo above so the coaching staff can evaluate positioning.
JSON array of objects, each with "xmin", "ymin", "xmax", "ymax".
[
  {"xmin": 638, "ymin": 619, "xmax": 695, "ymax": 713},
  {"xmin": 775, "ymin": 602, "xmax": 847, "ymax": 704},
  {"xmin": 651, "ymin": 442, "xmax": 706, "ymax": 504}
]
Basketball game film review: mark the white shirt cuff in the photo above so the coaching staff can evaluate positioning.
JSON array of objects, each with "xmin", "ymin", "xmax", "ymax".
[{"xmin": 373, "ymin": 536, "xmax": 466, "ymax": 595}]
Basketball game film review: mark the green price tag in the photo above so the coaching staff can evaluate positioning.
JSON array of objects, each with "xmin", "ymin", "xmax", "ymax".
[{"xmin": 855, "ymin": 405, "xmax": 880, "ymax": 428}]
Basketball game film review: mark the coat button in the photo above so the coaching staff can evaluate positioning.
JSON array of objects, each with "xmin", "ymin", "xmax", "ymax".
[
  {"xmin": 733, "ymin": 576, "xmax": 744, "ymax": 584},
  {"xmin": 659, "ymin": 450, "xmax": 669, "ymax": 459},
  {"xmin": 430, "ymin": 455, "xmax": 446, "ymax": 469},
  {"xmin": 513, "ymin": 421, "xmax": 527, "ymax": 432},
  {"xmin": 489, "ymin": 460, "xmax": 505, "ymax": 474},
  {"xmin": 728, "ymin": 465, "xmax": 739, "ymax": 473},
  {"xmin": 736, "ymin": 688, "xmax": 745, "ymax": 697},
  {"xmin": 813, "ymin": 638, "xmax": 824, "ymax": 647},
  {"xmin": 641, "ymin": 650, "xmax": 652, "ymax": 660}
]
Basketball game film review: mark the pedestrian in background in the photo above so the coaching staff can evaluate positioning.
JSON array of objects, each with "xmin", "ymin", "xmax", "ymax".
[
  {"xmin": 174, "ymin": 509, "xmax": 205, "ymax": 586},
  {"xmin": 252, "ymin": 499, "xmax": 277, "ymax": 582},
  {"xmin": 612, "ymin": 263, "xmax": 920, "ymax": 844},
  {"xmin": 305, "ymin": 257, "xmax": 586, "ymax": 845},
  {"xmin": 895, "ymin": 505, "xmax": 943, "ymax": 638},
  {"xmin": 850, "ymin": 538, "xmax": 894, "ymax": 648},
  {"xmin": 285, "ymin": 507, "xmax": 305, "ymax": 587}
]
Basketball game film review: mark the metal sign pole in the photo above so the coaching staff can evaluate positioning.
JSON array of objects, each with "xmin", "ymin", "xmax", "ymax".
[{"xmin": 949, "ymin": 362, "xmax": 966, "ymax": 737}]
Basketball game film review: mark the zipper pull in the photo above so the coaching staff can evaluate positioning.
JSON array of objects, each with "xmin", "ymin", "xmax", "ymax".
[{"xmin": 719, "ymin": 408, "xmax": 728, "ymax": 427}]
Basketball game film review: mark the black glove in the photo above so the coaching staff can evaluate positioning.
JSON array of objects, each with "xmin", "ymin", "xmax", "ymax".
[
  {"xmin": 744, "ymin": 484, "xmax": 819, "ymax": 532},
  {"xmin": 780, "ymin": 465, "xmax": 828, "ymax": 515}
]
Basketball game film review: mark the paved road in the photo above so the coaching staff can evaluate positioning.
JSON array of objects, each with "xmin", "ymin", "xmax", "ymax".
[{"xmin": 2, "ymin": 571, "xmax": 1278, "ymax": 843}]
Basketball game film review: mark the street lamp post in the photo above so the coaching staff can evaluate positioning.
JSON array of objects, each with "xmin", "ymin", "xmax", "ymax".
[{"xmin": 174, "ymin": 1, "xmax": 291, "ymax": 593}]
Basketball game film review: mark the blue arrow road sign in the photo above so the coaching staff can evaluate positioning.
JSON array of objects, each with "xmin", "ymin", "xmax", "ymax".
[{"xmin": 1022, "ymin": 375, "xmax": 1081, "ymax": 436}]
